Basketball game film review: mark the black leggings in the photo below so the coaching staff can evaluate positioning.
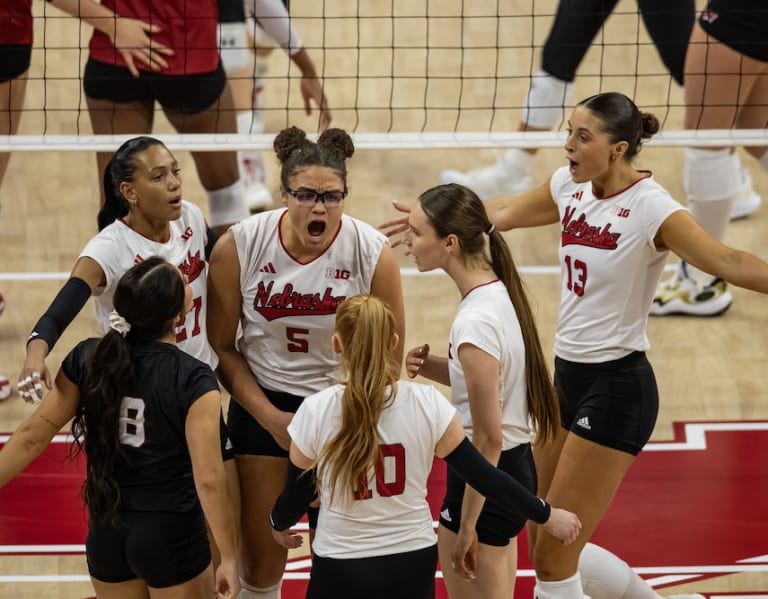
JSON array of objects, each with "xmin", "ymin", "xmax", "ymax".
[
  {"xmin": 542, "ymin": 0, "xmax": 695, "ymax": 85},
  {"xmin": 307, "ymin": 545, "xmax": 438, "ymax": 599}
]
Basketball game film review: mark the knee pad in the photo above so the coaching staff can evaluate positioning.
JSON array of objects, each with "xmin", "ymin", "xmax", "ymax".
[
  {"xmin": 578, "ymin": 543, "xmax": 632, "ymax": 599},
  {"xmin": 219, "ymin": 22, "xmax": 251, "ymax": 73},
  {"xmin": 534, "ymin": 573, "xmax": 583, "ymax": 599},
  {"xmin": 684, "ymin": 148, "xmax": 739, "ymax": 202},
  {"xmin": 207, "ymin": 179, "xmax": 250, "ymax": 227},
  {"xmin": 520, "ymin": 69, "xmax": 575, "ymax": 129},
  {"xmin": 239, "ymin": 579, "xmax": 281, "ymax": 599}
]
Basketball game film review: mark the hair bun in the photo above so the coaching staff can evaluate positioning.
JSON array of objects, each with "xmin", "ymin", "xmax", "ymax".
[
  {"xmin": 273, "ymin": 126, "xmax": 309, "ymax": 163},
  {"xmin": 640, "ymin": 112, "xmax": 660, "ymax": 139},
  {"xmin": 317, "ymin": 128, "xmax": 355, "ymax": 159}
]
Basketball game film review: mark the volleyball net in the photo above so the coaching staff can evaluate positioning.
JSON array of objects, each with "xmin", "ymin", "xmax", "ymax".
[{"xmin": 6, "ymin": 0, "xmax": 768, "ymax": 152}]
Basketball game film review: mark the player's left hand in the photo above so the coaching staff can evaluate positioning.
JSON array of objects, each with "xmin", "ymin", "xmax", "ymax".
[{"xmin": 214, "ymin": 558, "xmax": 240, "ymax": 598}]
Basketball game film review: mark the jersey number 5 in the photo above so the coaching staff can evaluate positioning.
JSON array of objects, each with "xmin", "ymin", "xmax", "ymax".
[
  {"xmin": 286, "ymin": 327, "xmax": 310, "ymax": 353},
  {"xmin": 354, "ymin": 443, "xmax": 406, "ymax": 499},
  {"xmin": 564, "ymin": 254, "xmax": 587, "ymax": 297}
]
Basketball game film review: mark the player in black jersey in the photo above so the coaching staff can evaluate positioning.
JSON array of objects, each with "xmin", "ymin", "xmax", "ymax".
[{"xmin": 0, "ymin": 257, "xmax": 239, "ymax": 598}]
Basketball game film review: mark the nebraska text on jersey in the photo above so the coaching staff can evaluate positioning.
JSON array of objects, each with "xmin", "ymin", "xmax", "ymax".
[
  {"xmin": 252, "ymin": 281, "xmax": 346, "ymax": 321},
  {"xmin": 179, "ymin": 250, "xmax": 205, "ymax": 284},
  {"xmin": 561, "ymin": 206, "xmax": 621, "ymax": 249}
]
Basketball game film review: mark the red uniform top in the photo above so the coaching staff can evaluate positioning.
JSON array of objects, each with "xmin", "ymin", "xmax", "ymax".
[
  {"xmin": 88, "ymin": 0, "xmax": 220, "ymax": 75},
  {"xmin": 1, "ymin": 0, "xmax": 34, "ymax": 45}
]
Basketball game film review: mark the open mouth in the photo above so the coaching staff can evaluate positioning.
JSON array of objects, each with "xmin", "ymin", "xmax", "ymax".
[{"xmin": 308, "ymin": 220, "xmax": 326, "ymax": 237}]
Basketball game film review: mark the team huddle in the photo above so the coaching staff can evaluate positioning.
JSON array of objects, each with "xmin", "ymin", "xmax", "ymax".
[
  {"xmin": 3, "ymin": 3, "xmax": 768, "ymax": 596},
  {"xmin": 3, "ymin": 85, "xmax": 768, "ymax": 599}
]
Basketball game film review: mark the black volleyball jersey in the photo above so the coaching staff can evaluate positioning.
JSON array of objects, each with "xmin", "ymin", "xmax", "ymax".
[{"xmin": 62, "ymin": 339, "xmax": 220, "ymax": 512}]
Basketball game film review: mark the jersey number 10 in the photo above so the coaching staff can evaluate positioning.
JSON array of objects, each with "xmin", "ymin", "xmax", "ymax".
[{"xmin": 354, "ymin": 443, "xmax": 406, "ymax": 499}]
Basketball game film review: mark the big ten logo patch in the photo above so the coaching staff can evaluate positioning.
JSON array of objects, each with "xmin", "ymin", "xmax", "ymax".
[
  {"xmin": 178, "ymin": 226, "xmax": 194, "ymax": 245},
  {"xmin": 611, "ymin": 206, "xmax": 631, "ymax": 218},
  {"xmin": 326, "ymin": 267, "xmax": 351, "ymax": 280}
]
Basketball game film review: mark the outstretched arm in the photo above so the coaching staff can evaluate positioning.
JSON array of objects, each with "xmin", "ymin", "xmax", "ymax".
[
  {"xmin": 657, "ymin": 210, "xmax": 768, "ymax": 293},
  {"xmin": 0, "ymin": 370, "xmax": 80, "ymax": 489},
  {"xmin": 379, "ymin": 180, "xmax": 559, "ymax": 248},
  {"xmin": 435, "ymin": 417, "xmax": 581, "ymax": 542},
  {"xmin": 19, "ymin": 256, "xmax": 104, "ymax": 403}
]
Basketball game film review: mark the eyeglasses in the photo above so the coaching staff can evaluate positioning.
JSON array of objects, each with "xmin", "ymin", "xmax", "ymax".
[{"xmin": 285, "ymin": 187, "xmax": 348, "ymax": 206}]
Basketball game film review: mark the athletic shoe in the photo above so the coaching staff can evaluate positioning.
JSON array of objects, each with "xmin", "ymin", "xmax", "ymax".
[
  {"xmin": 730, "ymin": 168, "xmax": 761, "ymax": 220},
  {"xmin": 650, "ymin": 262, "xmax": 732, "ymax": 316},
  {"xmin": 440, "ymin": 156, "xmax": 531, "ymax": 199},
  {"xmin": 667, "ymin": 594, "xmax": 706, "ymax": 599},
  {"xmin": 239, "ymin": 150, "xmax": 273, "ymax": 213}
]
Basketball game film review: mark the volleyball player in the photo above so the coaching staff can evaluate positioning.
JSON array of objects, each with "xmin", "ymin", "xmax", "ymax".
[
  {"xmin": 206, "ymin": 125, "xmax": 404, "ymax": 599},
  {"xmin": 0, "ymin": 257, "xmax": 239, "ymax": 598},
  {"xmin": 18, "ymin": 137, "xmax": 216, "ymax": 400},
  {"xmin": 268, "ymin": 294, "xmax": 581, "ymax": 599},
  {"xmin": 0, "ymin": 0, "xmax": 32, "ymax": 195},
  {"xmin": 47, "ymin": 0, "xmax": 249, "ymax": 232},
  {"xmin": 441, "ymin": 0, "xmax": 760, "ymax": 222},
  {"xmin": 15, "ymin": 136, "xmax": 241, "ymax": 567},
  {"xmin": 651, "ymin": 0, "xmax": 768, "ymax": 316},
  {"xmin": 0, "ymin": 0, "xmax": 34, "ymax": 394},
  {"xmin": 383, "ymin": 91, "xmax": 768, "ymax": 599},
  {"xmin": 217, "ymin": 0, "xmax": 332, "ymax": 212},
  {"xmin": 402, "ymin": 184, "xmax": 560, "ymax": 599}
]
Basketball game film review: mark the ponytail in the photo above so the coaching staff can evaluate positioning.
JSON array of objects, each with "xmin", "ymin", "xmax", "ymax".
[{"xmin": 315, "ymin": 295, "xmax": 399, "ymax": 505}]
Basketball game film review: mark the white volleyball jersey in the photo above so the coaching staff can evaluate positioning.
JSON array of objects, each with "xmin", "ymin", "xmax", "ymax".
[
  {"xmin": 448, "ymin": 280, "xmax": 533, "ymax": 449},
  {"xmin": 550, "ymin": 166, "xmax": 686, "ymax": 362},
  {"xmin": 79, "ymin": 201, "xmax": 216, "ymax": 368},
  {"xmin": 233, "ymin": 210, "xmax": 387, "ymax": 397},
  {"xmin": 288, "ymin": 380, "xmax": 456, "ymax": 559}
]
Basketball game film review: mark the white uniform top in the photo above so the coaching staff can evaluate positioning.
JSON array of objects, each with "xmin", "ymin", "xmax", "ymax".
[
  {"xmin": 550, "ymin": 166, "xmax": 686, "ymax": 362},
  {"xmin": 448, "ymin": 280, "xmax": 533, "ymax": 450},
  {"xmin": 288, "ymin": 380, "xmax": 456, "ymax": 559},
  {"xmin": 79, "ymin": 201, "xmax": 215, "ymax": 368},
  {"xmin": 233, "ymin": 210, "xmax": 387, "ymax": 397}
]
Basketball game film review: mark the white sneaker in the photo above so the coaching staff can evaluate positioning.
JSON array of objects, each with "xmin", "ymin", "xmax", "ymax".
[
  {"xmin": 440, "ymin": 156, "xmax": 531, "ymax": 199},
  {"xmin": 650, "ymin": 262, "xmax": 732, "ymax": 317},
  {"xmin": 730, "ymin": 168, "xmax": 761, "ymax": 220},
  {"xmin": 239, "ymin": 150, "xmax": 273, "ymax": 213},
  {"xmin": 666, "ymin": 594, "xmax": 706, "ymax": 599}
]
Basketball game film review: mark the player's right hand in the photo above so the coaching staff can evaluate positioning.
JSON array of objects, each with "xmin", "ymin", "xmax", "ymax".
[
  {"xmin": 542, "ymin": 507, "xmax": 582, "ymax": 545},
  {"xmin": 378, "ymin": 200, "xmax": 412, "ymax": 248},
  {"xmin": 405, "ymin": 344, "xmax": 430, "ymax": 379},
  {"xmin": 17, "ymin": 361, "xmax": 50, "ymax": 405}
]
